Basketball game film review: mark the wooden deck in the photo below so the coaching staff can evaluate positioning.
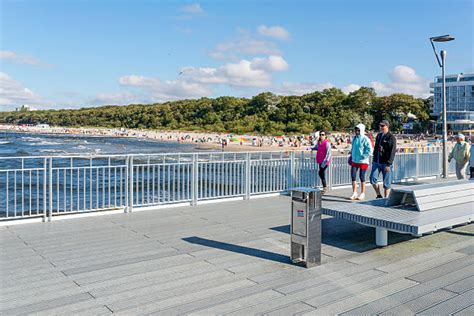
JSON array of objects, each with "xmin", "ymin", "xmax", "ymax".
[{"xmin": 1, "ymin": 187, "xmax": 473, "ymax": 315}]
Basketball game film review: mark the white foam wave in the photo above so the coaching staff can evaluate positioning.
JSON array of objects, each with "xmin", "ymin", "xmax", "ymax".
[{"xmin": 0, "ymin": 141, "xmax": 11, "ymax": 145}]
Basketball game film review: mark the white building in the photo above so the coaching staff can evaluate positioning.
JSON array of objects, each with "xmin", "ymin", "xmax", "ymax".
[
  {"xmin": 430, "ymin": 72, "xmax": 474, "ymax": 134},
  {"xmin": 15, "ymin": 104, "xmax": 38, "ymax": 112}
]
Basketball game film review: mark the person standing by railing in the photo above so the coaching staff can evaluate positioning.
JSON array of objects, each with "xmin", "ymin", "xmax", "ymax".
[
  {"xmin": 311, "ymin": 131, "xmax": 331, "ymax": 194},
  {"xmin": 370, "ymin": 120, "xmax": 397, "ymax": 198},
  {"xmin": 448, "ymin": 134, "xmax": 470, "ymax": 180},
  {"xmin": 349, "ymin": 124, "xmax": 372, "ymax": 200}
]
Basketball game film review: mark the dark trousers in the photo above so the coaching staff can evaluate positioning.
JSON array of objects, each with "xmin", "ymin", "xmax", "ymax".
[
  {"xmin": 470, "ymin": 167, "xmax": 474, "ymax": 179},
  {"xmin": 318, "ymin": 164, "xmax": 328, "ymax": 188}
]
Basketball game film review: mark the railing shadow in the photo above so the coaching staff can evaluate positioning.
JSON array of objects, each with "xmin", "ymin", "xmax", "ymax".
[{"xmin": 182, "ymin": 236, "xmax": 292, "ymax": 264}]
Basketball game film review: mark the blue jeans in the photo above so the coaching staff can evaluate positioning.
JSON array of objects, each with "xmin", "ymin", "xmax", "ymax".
[{"xmin": 370, "ymin": 162, "xmax": 392, "ymax": 189}]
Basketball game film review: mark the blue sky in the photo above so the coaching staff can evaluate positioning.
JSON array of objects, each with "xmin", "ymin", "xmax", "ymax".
[{"xmin": 1, "ymin": 0, "xmax": 472, "ymax": 111}]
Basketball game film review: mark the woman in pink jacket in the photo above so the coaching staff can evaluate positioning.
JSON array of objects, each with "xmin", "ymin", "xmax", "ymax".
[{"xmin": 312, "ymin": 131, "xmax": 331, "ymax": 194}]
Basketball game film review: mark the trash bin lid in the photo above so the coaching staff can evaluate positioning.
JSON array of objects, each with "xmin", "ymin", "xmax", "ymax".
[{"xmin": 289, "ymin": 187, "xmax": 321, "ymax": 193}]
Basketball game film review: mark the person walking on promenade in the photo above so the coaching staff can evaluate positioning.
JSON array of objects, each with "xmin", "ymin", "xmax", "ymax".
[
  {"xmin": 350, "ymin": 123, "xmax": 372, "ymax": 200},
  {"xmin": 370, "ymin": 120, "xmax": 396, "ymax": 198},
  {"xmin": 312, "ymin": 131, "xmax": 331, "ymax": 194},
  {"xmin": 448, "ymin": 134, "xmax": 470, "ymax": 179},
  {"xmin": 469, "ymin": 135, "xmax": 474, "ymax": 179}
]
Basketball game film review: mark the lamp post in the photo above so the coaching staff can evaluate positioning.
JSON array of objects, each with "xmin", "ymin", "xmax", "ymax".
[{"xmin": 430, "ymin": 34, "xmax": 455, "ymax": 179}]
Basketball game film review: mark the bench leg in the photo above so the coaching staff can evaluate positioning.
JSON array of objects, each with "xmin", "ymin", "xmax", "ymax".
[{"xmin": 376, "ymin": 227, "xmax": 388, "ymax": 247}]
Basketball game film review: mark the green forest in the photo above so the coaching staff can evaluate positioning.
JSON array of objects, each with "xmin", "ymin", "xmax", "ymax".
[{"xmin": 0, "ymin": 87, "xmax": 432, "ymax": 135}]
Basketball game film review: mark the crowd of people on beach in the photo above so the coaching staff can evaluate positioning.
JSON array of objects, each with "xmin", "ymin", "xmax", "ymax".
[{"xmin": 311, "ymin": 119, "xmax": 474, "ymax": 200}]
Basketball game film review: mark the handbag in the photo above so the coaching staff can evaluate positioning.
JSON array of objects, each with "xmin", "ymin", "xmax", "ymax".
[{"xmin": 347, "ymin": 155, "xmax": 352, "ymax": 166}]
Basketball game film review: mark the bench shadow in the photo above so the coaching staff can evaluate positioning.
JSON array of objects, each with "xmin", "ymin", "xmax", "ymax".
[
  {"xmin": 271, "ymin": 217, "xmax": 414, "ymax": 253},
  {"xmin": 182, "ymin": 236, "xmax": 292, "ymax": 264}
]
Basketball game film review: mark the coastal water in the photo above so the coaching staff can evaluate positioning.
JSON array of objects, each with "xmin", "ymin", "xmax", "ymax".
[{"xmin": 0, "ymin": 131, "xmax": 200, "ymax": 157}]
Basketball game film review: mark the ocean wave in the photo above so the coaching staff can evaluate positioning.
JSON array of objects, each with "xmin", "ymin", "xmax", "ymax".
[
  {"xmin": 31, "ymin": 141, "xmax": 62, "ymax": 146},
  {"xmin": 22, "ymin": 137, "xmax": 43, "ymax": 142},
  {"xmin": 39, "ymin": 149, "xmax": 66, "ymax": 153},
  {"xmin": 0, "ymin": 141, "xmax": 11, "ymax": 145}
]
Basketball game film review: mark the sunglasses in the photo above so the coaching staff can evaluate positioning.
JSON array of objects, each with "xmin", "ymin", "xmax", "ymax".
[{"xmin": 379, "ymin": 124, "xmax": 386, "ymax": 127}]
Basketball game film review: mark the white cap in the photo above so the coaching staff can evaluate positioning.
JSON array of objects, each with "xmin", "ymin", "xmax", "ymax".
[{"xmin": 456, "ymin": 133, "xmax": 465, "ymax": 140}]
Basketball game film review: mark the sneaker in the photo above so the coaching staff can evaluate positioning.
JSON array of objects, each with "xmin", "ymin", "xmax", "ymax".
[
  {"xmin": 350, "ymin": 192, "xmax": 358, "ymax": 200},
  {"xmin": 356, "ymin": 193, "xmax": 365, "ymax": 200},
  {"xmin": 322, "ymin": 187, "xmax": 329, "ymax": 195},
  {"xmin": 376, "ymin": 194, "xmax": 383, "ymax": 199}
]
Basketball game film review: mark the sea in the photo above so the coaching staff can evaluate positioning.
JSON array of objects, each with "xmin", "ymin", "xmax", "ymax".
[{"xmin": 0, "ymin": 131, "xmax": 202, "ymax": 157}]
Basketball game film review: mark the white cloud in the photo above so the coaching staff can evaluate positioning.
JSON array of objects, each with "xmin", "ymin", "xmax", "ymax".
[
  {"xmin": 119, "ymin": 75, "xmax": 212, "ymax": 101},
  {"xmin": 181, "ymin": 3, "xmax": 204, "ymax": 15},
  {"xmin": 0, "ymin": 50, "xmax": 50, "ymax": 67},
  {"xmin": 257, "ymin": 25, "xmax": 290, "ymax": 40},
  {"xmin": 342, "ymin": 84, "xmax": 362, "ymax": 94},
  {"xmin": 209, "ymin": 36, "xmax": 279, "ymax": 60},
  {"xmin": 182, "ymin": 55, "xmax": 288, "ymax": 88},
  {"xmin": 0, "ymin": 72, "xmax": 44, "ymax": 111},
  {"xmin": 369, "ymin": 65, "xmax": 430, "ymax": 98}
]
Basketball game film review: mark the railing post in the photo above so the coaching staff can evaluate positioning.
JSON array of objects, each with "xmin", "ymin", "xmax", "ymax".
[
  {"xmin": 124, "ymin": 155, "xmax": 129, "ymax": 212},
  {"xmin": 328, "ymin": 157, "xmax": 333, "ymax": 190},
  {"xmin": 129, "ymin": 155, "xmax": 134, "ymax": 213},
  {"xmin": 48, "ymin": 157, "xmax": 53, "ymax": 222},
  {"xmin": 245, "ymin": 152, "xmax": 251, "ymax": 200},
  {"xmin": 415, "ymin": 147, "xmax": 420, "ymax": 181},
  {"xmin": 191, "ymin": 154, "xmax": 198, "ymax": 206},
  {"xmin": 43, "ymin": 158, "xmax": 47, "ymax": 222},
  {"xmin": 288, "ymin": 151, "xmax": 295, "ymax": 189}
]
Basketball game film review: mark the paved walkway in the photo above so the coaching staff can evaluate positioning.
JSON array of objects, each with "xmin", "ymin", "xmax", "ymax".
[{"xmin": 1, "ymin": 187, "xmax": 473, "ymax": 315}]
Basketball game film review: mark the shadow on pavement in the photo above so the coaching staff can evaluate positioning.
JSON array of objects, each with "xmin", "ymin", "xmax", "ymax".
[{"xmin": 182, "ymin": 236, "xmax": 292, "ymax": 264}]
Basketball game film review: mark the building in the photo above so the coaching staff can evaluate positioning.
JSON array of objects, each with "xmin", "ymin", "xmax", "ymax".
[
  {"xmin": 15, "ymin": 104, "xmax": 38, "ymax": 112},
  {"xmin": 430, "ymin": 72, "xmax": 474, "ymax": 134}
]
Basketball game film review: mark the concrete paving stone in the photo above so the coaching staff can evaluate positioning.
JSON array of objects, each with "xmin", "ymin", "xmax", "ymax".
[
  {"xmin": 72, "ymin": 254, "xmax": 197, "ymax": 285},
  {"xmin": 77, "ymin": 261, "xmax": 216, "ymax": 290},
  {"xmin": 0, "ymin": 282, "xmax": 81, "ymax": 304},
  {"xmin": 375, "ymin": 245, "xmax": 469, "ymax": 273},
  {"xmin": 443, "ymin": 275, "xmax": 474, "ymax": 294},
  {"xmin": 419, "ymin": 289, "xmax": 474, "ymax": 315},
  {"xmin": 276, "ymin": 268, "xmax": 385, "ymax": 295},
  {"xmin": 0, "ymin": 266, "xmax": 59, "ymax": 284},
  {"xmin": 0, "ymin": 292, "xmax": 93, "ymax": 315},
  {"xmin": 453, "ymin": 304, "xmax": 474, "ymax": 316},
  {"xmin": 263, "ymin": 302, "xmax": 316, "ymax": 316},
  {"xmin": 379, "ymin": 289, "xmax": 457, "ymax": 315},
  {"xmin": 457, "ymin": 245, "xmax": 474, "ymax": 255},
  {"xmin": 91, "ymin": 269, "xmax": 233, "ymax": 300},
  {"xmin": 304, "ymin": 252, "xmax": 471, "ymax": 313},
  {"xmin": 70, "ymin": 305, "xmax": 113, "ymax": 315},
  {"xmin": 0, "ymin": 275, "xmax": 74, "ymax": 298},
  {"xmin": 406, "ymin": 255, "xmax": 474, "ymax": 283},
  {"xmin": 186, "ymin": 289, "xmax": 283, "ymax": 315},
  {"xmin": 52, "ymin": 247, "xmax": 177, "ymax": 270},
  {"xmin": 43, "ymin": 241, "xmax": 167, "ymax": 265},
  {"xmin": 248, "ymin": 260, "xmax": 356, "ymax": 284},
  {"xmin": 340, "ymin": 265, "xmax": 474, "ymax": 315},
  {"xmin": 111, "ymin": 279, "xmax": 254, "ymax": 314},
  {"xmin": 299, "ymin": 279, "xmax": 419, "ymax": 316},
  {"xmin": 99, "ymin": 274, "xmax": 243, "ymax": 308},
  {"xmin": 60, "ymin": 249, "xmax": 182, "ymax": 276}
]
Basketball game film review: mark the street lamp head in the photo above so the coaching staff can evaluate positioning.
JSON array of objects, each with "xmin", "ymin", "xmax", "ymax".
[{"xmin": 431, "ymin": 35, "xmax": 455, "ymax": 42}]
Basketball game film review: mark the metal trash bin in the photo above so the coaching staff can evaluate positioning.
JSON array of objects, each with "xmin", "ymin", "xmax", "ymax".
[{"xmin": 290, "ymin": 187, "xmax": 322, "ymax": 268}]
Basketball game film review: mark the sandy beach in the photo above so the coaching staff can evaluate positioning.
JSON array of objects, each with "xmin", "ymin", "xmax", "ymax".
[{"xmin": 0, "ymin": 124, "xmax": 445, "ymax": 154}]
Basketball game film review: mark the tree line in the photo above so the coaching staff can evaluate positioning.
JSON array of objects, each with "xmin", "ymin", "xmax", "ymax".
[{"xmin": 0, "ymin": 87, "xmax": 433, "ymax": 135}]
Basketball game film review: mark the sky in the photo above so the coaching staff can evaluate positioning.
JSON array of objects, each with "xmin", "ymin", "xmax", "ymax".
[{"xmin": 0, "ymin": 0, "xmax": 473, "ymax": 111}]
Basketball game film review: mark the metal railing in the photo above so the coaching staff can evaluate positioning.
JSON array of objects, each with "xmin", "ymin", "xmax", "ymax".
[{"xmin": 0, "ymin": 148, "xmax": 457, "ymax": 221}]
